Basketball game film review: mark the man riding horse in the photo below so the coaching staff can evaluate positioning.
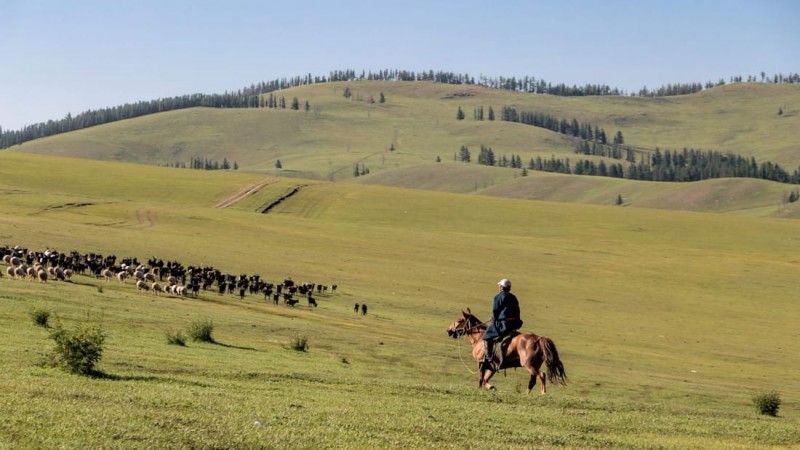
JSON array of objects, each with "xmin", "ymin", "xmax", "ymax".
[{"xmin": 481, "ymin": 278, "xmax": 523, "ymax": 369}]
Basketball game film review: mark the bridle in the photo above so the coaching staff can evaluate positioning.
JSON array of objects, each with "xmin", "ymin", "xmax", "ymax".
[
  {"xmin": 449, "ymin": 314, "xmax": 488, "ymax": 374},
  {"xmin": 449, "ymin": 315, "xmax": 487, "ymax": 337}
]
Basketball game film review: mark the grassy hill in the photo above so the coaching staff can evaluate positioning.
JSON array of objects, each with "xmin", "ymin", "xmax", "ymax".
[
  {"xmin": 9, "ymin": 81, "xmax": 800, "ymax": 217},
  {"xmin": 1, "ymin": 152, "xmax": 798, "ymax": 448}
]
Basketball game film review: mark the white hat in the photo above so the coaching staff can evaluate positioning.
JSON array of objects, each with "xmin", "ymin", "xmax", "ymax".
[{"xmin": 497, "ymin": 279, "xmax": 511, "ymax": 288}]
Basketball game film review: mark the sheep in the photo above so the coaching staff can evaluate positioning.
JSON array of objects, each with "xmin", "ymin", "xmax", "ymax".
[
  {"xmin": 37, "ymin": 270, "xmax": 48, "ymax": 283},
  {"xmin": 136, "ymin": 280, "xmax": 149, "ymax": 293},
  {"xmin": 10, "ymin": 256, "xmax": 21, "ymax": 267},
  {"xmin": 175, "ymin": 285, "xmax": 187, "ymax": 297},
  {"xmin": 144, "ymin": 272, "xmax": 156, "ymax": 283},
  {"xmin": 6, "ymin": 266, "xmax": 15, "ymax": 278},
  {"xmin": 134, "ymin": 270, "xmax": 145, "ymax": 281},
  {"xmin": 54, "ymin": 267, "xmax": 65, "ymax": 281},
  {"xmin": 102, "ymin": 268, "xmax": 114, "ymax": 282},
  {"xmin": 2, "ymin": 254, "xmax": 11, "ymax": 265},
  {"xmin": 63, "ymin": 268, "xmax": 73, "ymax": 281},
  {"xmin": 151, "ymin": 281, "xmax": 162, "ymax": 295},
  {"xmin": 27, "ymin": 267, "xmax": 37, "ymax": 279},
  {"xmin": 117, "ymin": 271, "xmax": 129, "ymax": 283}
]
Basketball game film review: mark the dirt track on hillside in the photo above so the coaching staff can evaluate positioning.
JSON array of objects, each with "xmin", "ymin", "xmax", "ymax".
[{"xmin": 215, "ymin": 177, "xmax": 276, "ymax": 209}]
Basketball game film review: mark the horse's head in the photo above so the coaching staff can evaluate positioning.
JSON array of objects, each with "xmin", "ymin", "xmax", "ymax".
[{"xmin": 447, "ymin": 309, "xmax": 482, "ymax": 338}]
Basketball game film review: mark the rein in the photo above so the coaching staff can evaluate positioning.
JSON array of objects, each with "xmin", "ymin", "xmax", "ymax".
[{"xmin": 453, "ymin": 334, "xmax": 478, "ymax": 374}]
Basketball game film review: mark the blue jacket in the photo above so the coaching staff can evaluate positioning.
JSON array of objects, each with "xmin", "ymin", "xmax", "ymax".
[{"xmin": 483, "ymin": 290, "xmax": 523, "ymax": 341}]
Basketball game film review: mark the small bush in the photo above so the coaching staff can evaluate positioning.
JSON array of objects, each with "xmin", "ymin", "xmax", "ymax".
[
  {"xmin": 29, "ymin": 308, "xmax": 51, "ymax": 328},
  {"xmin": 187, "ymin": 319, "xmax": 214, "ymax": 343},
  {"xmin": 290, "ymin": 335, "xmax": 309, "ymax": 352},
  {"xmin": 46, "ymin": 321, "xmax": 106, "ymax": 376},
  {"xmin": 753, "ymin": 391, "xmax": 781, "ymax": 416},
  {"xmin": 96, "ymin": 285, "xmax": 103, "ymax": 294},
  {"xmin": 165, "ymin": 329, "xmax": 187, "ymax": 346}
]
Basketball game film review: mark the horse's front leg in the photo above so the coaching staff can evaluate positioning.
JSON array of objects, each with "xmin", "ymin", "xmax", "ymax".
[{"xmin": 479, "ymin": 363, "xmax": 496, "ymax": 390}]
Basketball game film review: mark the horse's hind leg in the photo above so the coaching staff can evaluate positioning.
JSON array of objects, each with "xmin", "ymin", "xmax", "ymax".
[
  {"xmin": 537, "ymin": 372, "xmax": 547, "ymax": 395},
  {"xmin": 526, "ymin": 373, "xmax": 537, "ymax": 395}
]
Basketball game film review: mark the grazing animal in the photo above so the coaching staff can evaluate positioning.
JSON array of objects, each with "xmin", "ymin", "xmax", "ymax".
[
  {"xmin": 151, "ymin": 282, "xmax": 162, "ymax": 295},
  {"xmin": 37, "ymin": 270, "xmax": 48, "ymax": 283},
  {"xmin": 117, "ymin": 271, "xmax": 128, "ymax": 283},
  {"xmin": 136, "ymin": 280, "xmax": 149, "ymax": 293},
  {"xmin": 308, "ymin": 296, "xmax": 317, "ymax": 307},
  {"xmin": 361, "ymin": 304, "xmax": 367, "ymax": 315},
  {"xmin": 446, "ymin": 309, "xmax": 567, "ymax": 394},
  {"xmin": 354, "ymin": 303, "xmax": 360, "ymax": 313},
  {"xmin": 6, "ymin": 266, "xmax": 15, "ymax": 278}
]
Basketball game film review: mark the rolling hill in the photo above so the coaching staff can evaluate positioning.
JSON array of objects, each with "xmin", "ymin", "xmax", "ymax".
[{"xmin": 8, "ymin": 80, "xmax": 800, "ymax": 217}]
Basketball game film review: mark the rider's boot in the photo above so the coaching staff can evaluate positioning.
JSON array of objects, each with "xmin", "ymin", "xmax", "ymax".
[{"xmin": 482, "ymin": 340, "xmax": 495, "ymax": 369}]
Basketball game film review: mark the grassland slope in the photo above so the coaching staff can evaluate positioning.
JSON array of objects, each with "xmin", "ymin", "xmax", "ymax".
[{"xmin": 0, "ymin": 151, "xmax": 798, "ymax": 448}]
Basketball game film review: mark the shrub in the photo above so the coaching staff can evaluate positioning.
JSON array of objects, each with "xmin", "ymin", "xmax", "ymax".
[
  {"xmin": 29, "ymin": 308, "xmax": 51, "ymax": 328},
  {"xmin": 187, "ymin": 319, "xmax": 214, "ymax": 343},
  {"xmin": 290, "ymin": 335, "xmax": 309, "ymax": 352},
  {"xmin": 46, "ymin": 321, "xmax": 106, "ymax": 376},
  {"xmin": 752, "ymin": 391, "xmax": 781, "ymax": 416},
  {"xmin": 165, "ymin": 329, "xmax": 187, "ymax": 346},
  {"xmin": 96, "ymin": 285, "xmax": 103, "ymax": 293}
]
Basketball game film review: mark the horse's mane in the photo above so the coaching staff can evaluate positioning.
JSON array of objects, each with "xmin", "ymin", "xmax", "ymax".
[{"xmin": 463, "ymin": 310, "xmax": 485, "ymax": 328}]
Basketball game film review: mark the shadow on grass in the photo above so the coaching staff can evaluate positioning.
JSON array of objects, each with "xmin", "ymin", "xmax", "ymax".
[
  {"xmin": 212, "ymin": 341, "xmax": 258, "ymax": 351},
  {"xmin": 85, "ymin": 370, "xmax": 211, "ymax": 387}
]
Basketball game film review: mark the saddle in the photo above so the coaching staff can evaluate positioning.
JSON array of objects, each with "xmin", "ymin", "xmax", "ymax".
[
  {"xmin": 496, "ymin": 331, "xmax": 519, "ymax": 368},
  {"xmin": 481, "ymin": 332, "xmax": 519, "ymax": 372}
]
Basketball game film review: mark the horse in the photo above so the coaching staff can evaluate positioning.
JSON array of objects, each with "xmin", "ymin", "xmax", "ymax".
[{"xmin": 447, "ymin": 309, "xmax": 567, "ymax": 394}]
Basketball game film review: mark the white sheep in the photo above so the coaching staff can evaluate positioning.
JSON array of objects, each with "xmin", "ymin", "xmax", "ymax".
[
  {"xmin": 144, "ymin": 272, "xmax": 156, "ymax": 283},
  {"xmin": 151, "ymin": 281, "xmax": 162, "ymax": 295},
  {"xmin": 37, "ymin": 270, "xmax": 48, "ymax": 283},
  {"xmin": 63, "ymin": 268, "xmax": 73, "ymax": 281},
  {"xmin": 15, "ymin": 266, "xmax": 27, "ymax": 278},
  {"xmin": 102, "ymin": 268, "xmax": 114, "ymax": 282},
  {"xmin": 117, "ymin": 271, "xmax": 129, "ymax": 283},
  {"xmin": 136, "ymin": 280, "xmax": 149, "ymax": 292},
  {"xmin": 6, "ymin": 266, "xmax": 15, "ymax": 278}
]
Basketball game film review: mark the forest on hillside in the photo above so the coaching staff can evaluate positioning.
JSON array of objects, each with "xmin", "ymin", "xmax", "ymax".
[{"xmin": 1, "ymin": 69, "xmax": 798, "ymax": 149}]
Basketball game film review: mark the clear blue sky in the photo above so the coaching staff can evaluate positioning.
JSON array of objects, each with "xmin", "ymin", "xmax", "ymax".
[{"xmin": 1, "ymin": 0, "xmax": 798, "ymax": 131}]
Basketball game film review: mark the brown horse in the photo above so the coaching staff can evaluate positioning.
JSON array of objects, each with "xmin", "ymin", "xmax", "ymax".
[{"xmin": 447, "ymin": 309, "xmax": 567, "ymax": 394}]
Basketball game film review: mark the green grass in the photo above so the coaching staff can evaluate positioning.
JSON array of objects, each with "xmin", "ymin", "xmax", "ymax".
[{"xmin": 0, "ymin": 153, "xmax": 798, "ymax": 448}]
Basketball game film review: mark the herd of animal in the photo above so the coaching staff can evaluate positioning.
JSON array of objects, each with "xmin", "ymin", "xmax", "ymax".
[{"xmin": 1, "ymin": 245, "xmax": 338, "ymax": 308}]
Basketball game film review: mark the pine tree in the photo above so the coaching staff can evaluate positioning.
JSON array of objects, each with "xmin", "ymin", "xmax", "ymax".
[
  {"xmin": 379, "ymin": 92, "xmax": 385, "ymax": 103},
  {"xmin": 291, "ymin": 97, "xmax": 300, "ymax": 110},
  {"xmin": 456, "ymin": 107, "xmax": 465, "ymax": 120},
  {"xmin": 487, "ymin": 106, "xmax": 495, "ymax": 121},
  {"xmin": 275, "ymin": 160, "xmax": 282, "ymax": 169}
]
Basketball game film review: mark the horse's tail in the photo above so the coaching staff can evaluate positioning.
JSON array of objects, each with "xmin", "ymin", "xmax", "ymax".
[{"xmin": 539, "ymin": 336, "xmax": 567, "ymax": 386}]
